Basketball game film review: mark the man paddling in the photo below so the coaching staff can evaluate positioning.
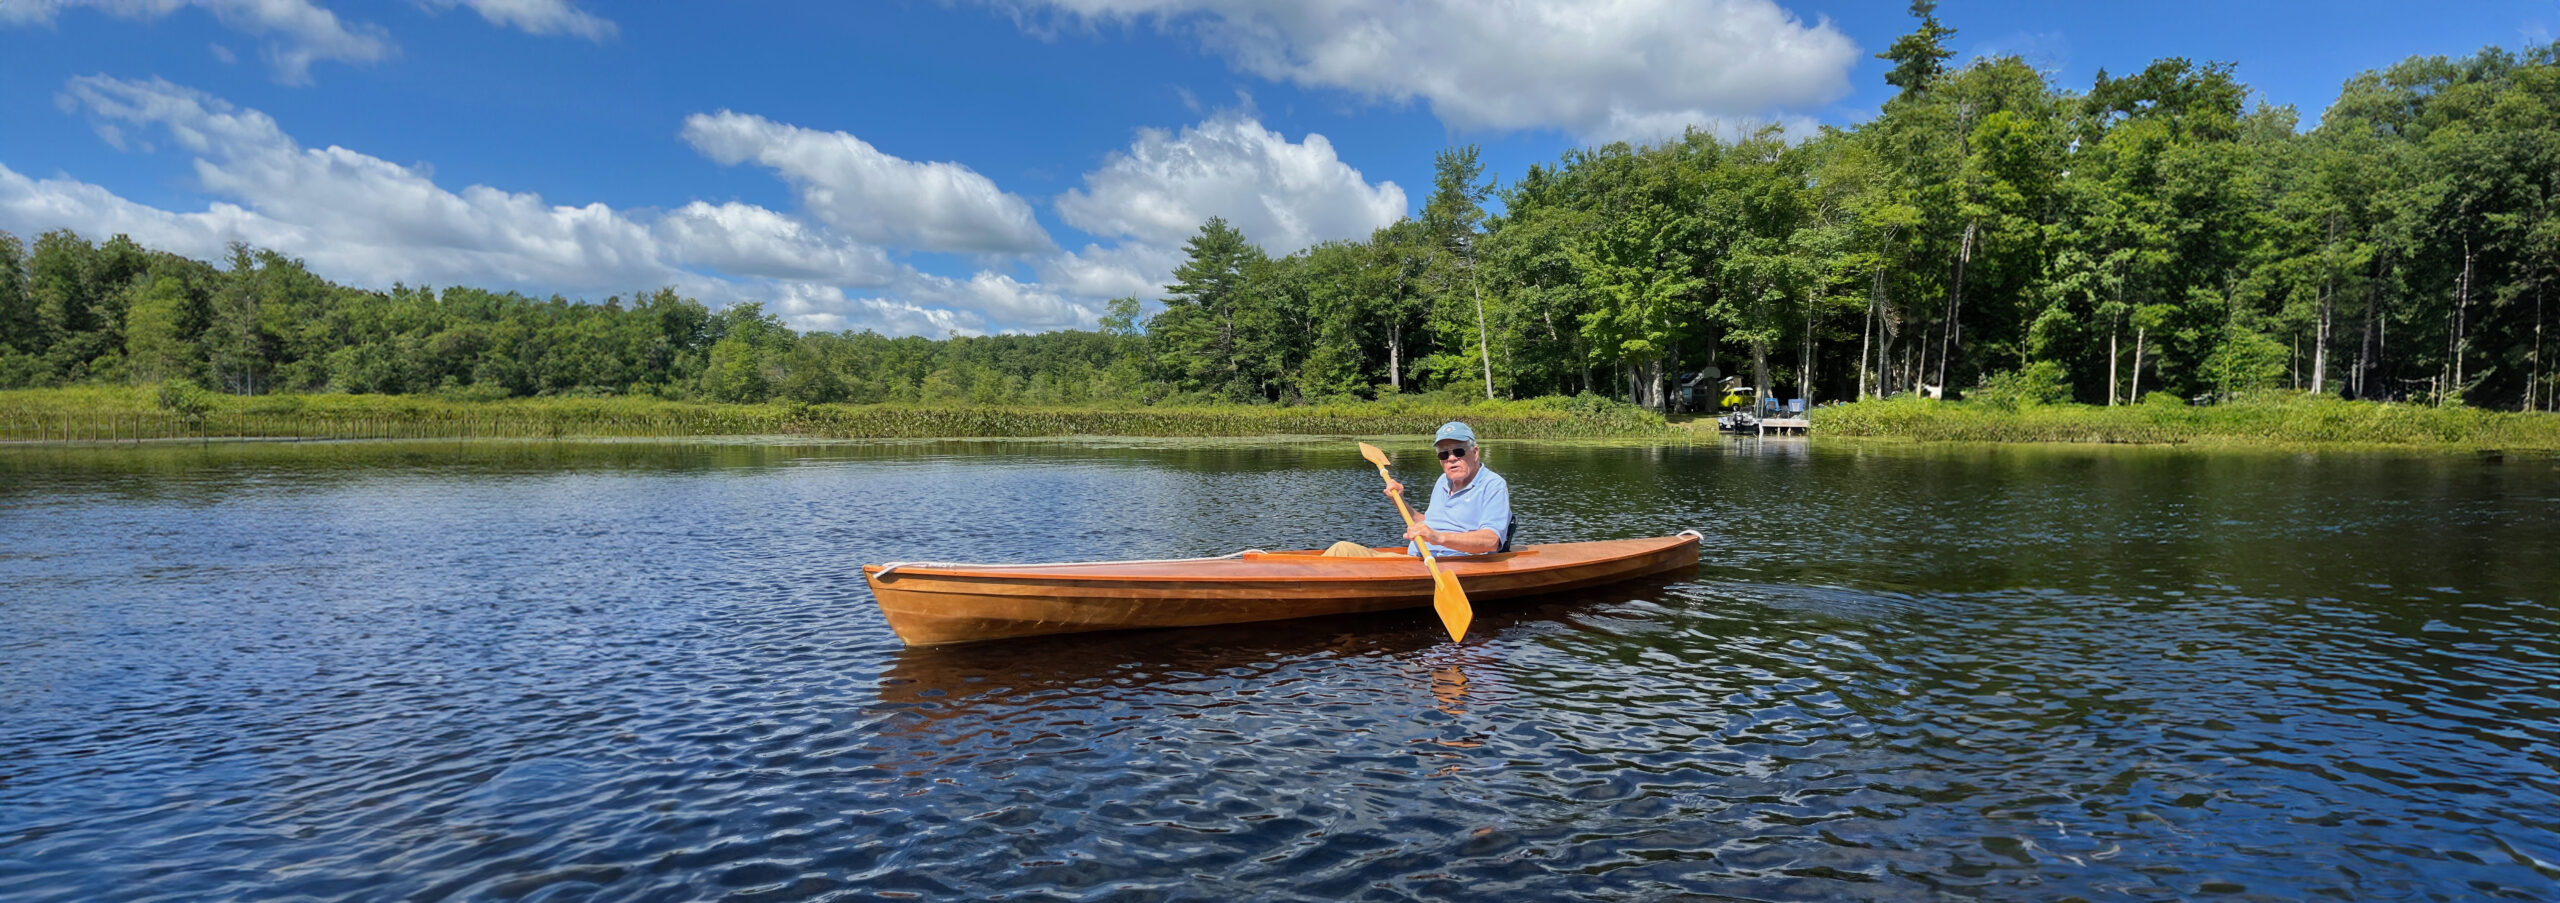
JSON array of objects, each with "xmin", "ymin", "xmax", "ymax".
[{"xmin": 1328, "ymin": 421, "xmax": 1512, "ymax": 557}]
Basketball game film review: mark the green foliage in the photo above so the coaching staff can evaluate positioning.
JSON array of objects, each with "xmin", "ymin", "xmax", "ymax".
[
  {"xmin": 2202, "ymin": 324, "xmax": 2289, "ymax": 397},
  {"xmin": 436, "ymin": 381, "xmax": 514, "ymax": 403},
  {"xmin": 154, "ymin": 378, "xmax": 212, "ymax": 425},
  {"xmin": 0, "ymin": 231, "xmax": 33, "ymax": 356},
  {"xmin": 1813, "ymin": 393, "xmax": 2559, "ymax": 448},
  {"xmin": 0, "ymin": 387, "xmax": 1684, "ymax": 442},
  {"xmin": 1151, "ymin": 217, "xmax": 1279, "ymax": 402},
  {"xmin": 700, "ymin": 336, "xmax": 769, "ymax": 403},
  {"xmin": 1877, "ymin": 1, "xmax": 1957, "ymax": 98},
  {"xmin": 1523, "ymin": 391, "xmax": 1663, "ymax": 430},
  {"xmin": 1970, "ymin": 361, "xmax": 2073, "ymax": 410},
  {"xmin": 1098, "ymin": 296, "xmax": 1142, "ymax": 337},
  {"xmin": 122, "ymin": 275, "xmax": 199, "ymax": 384}
]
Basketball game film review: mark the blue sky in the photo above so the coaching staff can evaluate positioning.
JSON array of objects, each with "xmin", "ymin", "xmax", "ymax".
[{"xmin": 3, "ymin": 1, "xmax": 2553, "ymax": 337}]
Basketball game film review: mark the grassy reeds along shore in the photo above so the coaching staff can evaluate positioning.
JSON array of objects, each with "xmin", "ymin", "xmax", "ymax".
[
  {"xmin": 6, "ymin": 386, "xmax": 2552, "ymax": 449},
  {"xmin": 0, "ymin": 386, "xmax": 1676, "ymax": 442},
  {"xmin": 1814, "ymin": 394, "xmax": 2560, "ymax": 450}
]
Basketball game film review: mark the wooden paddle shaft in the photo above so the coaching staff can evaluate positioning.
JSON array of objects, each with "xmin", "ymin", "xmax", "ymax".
[{"xmin": 1375, "ymin": 463, "xmax": 1441, "ymax": 567}]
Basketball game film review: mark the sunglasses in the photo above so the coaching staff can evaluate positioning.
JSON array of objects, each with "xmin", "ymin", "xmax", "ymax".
[{"xmin": 1435, "ymin": 446, "xmax": 1470, "ymax": 461}]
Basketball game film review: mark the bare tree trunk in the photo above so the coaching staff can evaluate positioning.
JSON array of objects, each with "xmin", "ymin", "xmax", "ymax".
[
  {"xmin": 1881, "ymin": 315, "xmax": 1896, "ymax": 396},
  {"xmin": 2533, "ymin": 284, "xmax": 2546, "ymax": 412},
  {"xmin": 1752, "ymin": 341, "xmax": 1770, "ymax": 413},
  {"xmin": 1388, "ymin": 321, "xmax": 1402, "ymax": 392},
  {"xmin": 1858, "ymin": 268, "xmax": 1879, "ymax": 400},
  {"xmin": 1664, "ymin": 343, "xmax": 1680, "ymax": 414},
  {"xmin": 1937, "ymin": 220, "xmax": 1976, "ymax": 392},
  {"xmin": 1801, "ymin": 294, "xmax": 1816, "ymax": 409},
  {"xmin": 2108, "ymin": 327, "xmax": 2120, "ymax": 406},
  {"xmin": 1471, "ymin": 265, "xmax": 1494, "ymax": 400},
  {"xmin": 2357, "ymin": 256, "xmax": 2382, "ymax": 399},
  {"xmin": 2312, "ymin": 240, "xmax": 2333, "ymax": 397},
  {"xmin": 2130, "ymin": 326, "xmax": 2148, "ymax": 402},
  {"xmin": 2452, "ymin": 236, "xmax": 2473, "ymax": 402},
  {"xmin": 2355, "ymin": 300, "xmax": 2374, "ymax": 399},
  {"xmin": 1539, "ymin": 308, "xmax": 1563, "ymax": 393}
]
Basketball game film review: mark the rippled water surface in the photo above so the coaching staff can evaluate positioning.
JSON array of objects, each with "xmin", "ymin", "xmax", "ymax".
[{"xmin": 3, "ymin": 438, "xmax": 2555, "ymax": 901}]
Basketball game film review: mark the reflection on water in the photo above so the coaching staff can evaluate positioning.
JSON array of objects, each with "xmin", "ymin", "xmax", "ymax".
[{"xmin": 2, "ymin": 438, "xmax": 2555, "ymax": 900}]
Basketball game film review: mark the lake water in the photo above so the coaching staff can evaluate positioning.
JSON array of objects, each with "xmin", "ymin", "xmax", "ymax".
[{"xmin": 2, "ymin": 438, "xmax": 2555, "ymax": 901}]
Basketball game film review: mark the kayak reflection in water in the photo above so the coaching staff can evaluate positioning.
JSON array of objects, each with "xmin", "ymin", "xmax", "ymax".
[{"xmin": 1327, "ymin": 420, "xmax": 1513, "ymax": 559}]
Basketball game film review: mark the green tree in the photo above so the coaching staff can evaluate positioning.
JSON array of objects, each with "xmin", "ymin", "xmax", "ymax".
[
  {"xmin": 1098, "ymin": 296, "xmax": 1143, "ymax": 336},
  {"xmin": 1570, "ymin": 137, "xmax": 1715, "ymax": 411},
  {"xmin": 1878, "ymin": 1, "xmax": 1957, "ymax": 100},
  {"xmin": 29, "ymin": 229, "xmax": 103, "ymax": 379},
  {"xmin": 0, "ymin": 231, "xmax": 36, "ymax": 385},
  {"xmin": 124, "ymin": 275, "xmax": 202, "ymax": 384},
  {"xmin": 1423, "ymin": 145, "xmax": 1498, "ymax": 398},
  {"xmin": 1149, "ymin": 217, "xmax": 1273, "ymax": 401},
  {"xmin": 1483, "ymin": 161, "xmax": 1604, "ymax": 397},
  {"xmin": 698, "ymin": 302, "xmax": 788, "ymax": 402},
  {"xmin": 205, "ymin": 244, "xmax": 277, "ymax": 394}
]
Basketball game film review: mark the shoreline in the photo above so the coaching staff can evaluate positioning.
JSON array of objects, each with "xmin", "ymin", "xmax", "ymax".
[
  {"xmin": 0, "ymin": 387, "xmax": 1679, "ymax": 444},
  {"xmin": 5, "ymin": 388, "xmax": 2554, "ymax": 452}
]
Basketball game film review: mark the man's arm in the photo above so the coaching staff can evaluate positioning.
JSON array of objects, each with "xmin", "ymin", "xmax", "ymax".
[{"xmin": 1403, "ymin": 523, "xmax": 1501, "ymax": 553}]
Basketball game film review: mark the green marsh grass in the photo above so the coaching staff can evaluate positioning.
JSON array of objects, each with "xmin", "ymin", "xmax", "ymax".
[
  {"xmin": 0, "ymin": 386, "xmax": 1677, "ymax": 443},
  {"xmin": 1813, "ymin": 393, "xmax": 2560, "ymax": 450}
]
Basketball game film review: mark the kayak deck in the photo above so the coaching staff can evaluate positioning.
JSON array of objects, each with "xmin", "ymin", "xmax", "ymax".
[{"xmin": 863, "ymin": 533, "xmax": 1698, "ymax": 646}]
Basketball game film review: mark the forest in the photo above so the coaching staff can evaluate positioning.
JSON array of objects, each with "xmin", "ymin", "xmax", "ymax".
[{"xmin": 2, "ymin": 4, "xmax": 2555, "ymax": 414}]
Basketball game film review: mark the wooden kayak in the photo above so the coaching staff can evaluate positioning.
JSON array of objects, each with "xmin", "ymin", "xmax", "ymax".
[{"xmin": 863, "ymin": 532, "xmax": 1699, "ymax": 646}]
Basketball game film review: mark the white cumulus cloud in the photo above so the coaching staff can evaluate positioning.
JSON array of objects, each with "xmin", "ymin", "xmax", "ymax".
[
  {"xmin": 0, "ymin": 161, "xmax": 304, "ymax": 264},
  {"xmin": 655, "ymin": 201, "xmax": 898, "ymax": 286},
  {"xmin": 1003, "ymin": 0, "xmax": 1861, "ymax": 142},
  {"xmin": 3, "ymin": 0, "xmax": 392, "ymax": 83},
  {"xmin": 682, "ymin": 111, "xmax": 1055, "ymax": 256},
  {"xmin": 760, "ymin": 282, "xmax": 989, "ymax": 337},
  {"xmin": 1048, "ymin": 112, "xmax": 1402, "ymax": 301},
  {"xmin": 905, "ymin": 271, "xmax": 1096, "ymax": 332},
  {"xmin": 423, "ymin": 0, "xmax": 616, "ymax": 42},
  {"xmin": 56, "ymin": 75, "xmax": 672, "ymax": 289},
  {"xmin": 4, "ymin": 0, "xmax": 615, "ymax": 83},
  {"xmin": 1036, "ymin": 241, "xmax": 1189, "ymax": 302},
  {"xmin": 2, "ymin": 76, "xmax": 1103, "ymax": 337},
  {"xmin": 1058, "ymin": 113, "xmax": 1404, "ymax": 252}
]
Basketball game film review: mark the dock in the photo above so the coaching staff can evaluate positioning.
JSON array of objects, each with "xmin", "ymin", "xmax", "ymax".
[{"xmin": 1756, "ymin": 418, "xmax": 1810, "ymax": 436}]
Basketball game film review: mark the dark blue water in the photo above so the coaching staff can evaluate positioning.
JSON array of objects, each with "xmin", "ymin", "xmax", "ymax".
[{"xmin": 2, "ymin": 438, "xmax": 2554, "ymax": 901}]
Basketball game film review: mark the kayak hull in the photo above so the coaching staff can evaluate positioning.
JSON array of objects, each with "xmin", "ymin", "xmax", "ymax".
[{"xmin": 863, "ymin": 534, "xmax": 1698, "ymax": 646}]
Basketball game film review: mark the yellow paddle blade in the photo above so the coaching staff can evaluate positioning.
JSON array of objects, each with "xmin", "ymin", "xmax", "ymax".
[
  {"xmin": 1357, "ymin": 441, "xmax": 1390, "ymax": 467},
  {"xmin": 1432, "ymin": 569, "xmax": 1472, "ymax": 643}
]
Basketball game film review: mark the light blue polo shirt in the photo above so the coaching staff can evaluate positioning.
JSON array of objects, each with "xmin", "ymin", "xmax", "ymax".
[{"xmin": 1413, "ymin": 467, "xmax": 1511, "ymax": 556}]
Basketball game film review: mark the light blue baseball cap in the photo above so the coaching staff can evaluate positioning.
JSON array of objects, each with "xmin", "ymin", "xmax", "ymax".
[{"xmin": 1433, "ymin": 421, "xmax": 1476, "ymax": 446}]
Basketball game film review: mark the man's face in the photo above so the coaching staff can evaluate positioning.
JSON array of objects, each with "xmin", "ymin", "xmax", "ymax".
[{"xmin": 1436, "ymin": 440, "xmax": 1476, "ymax": 482}]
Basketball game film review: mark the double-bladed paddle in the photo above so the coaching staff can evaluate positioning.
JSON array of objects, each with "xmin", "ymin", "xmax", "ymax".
[{"xmin": 1358, "ymin": 441, "xmax": 1473, "ymax": 643}]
